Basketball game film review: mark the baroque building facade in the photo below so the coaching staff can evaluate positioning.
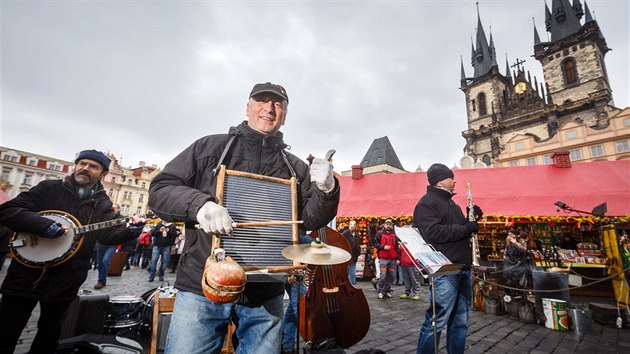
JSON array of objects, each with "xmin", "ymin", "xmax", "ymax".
[
  {"xmin": 0, "ymin": 146, "xmax": 160, "ymax": 217},
  {"xmin": 460, "ymin": 0, "xmax": 630, "ymax": 168}
]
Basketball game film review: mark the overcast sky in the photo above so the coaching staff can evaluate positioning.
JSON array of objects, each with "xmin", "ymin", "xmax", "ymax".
[{"xmin": 1, "ymin": 0, "xmax": 627, "ymax": 173}]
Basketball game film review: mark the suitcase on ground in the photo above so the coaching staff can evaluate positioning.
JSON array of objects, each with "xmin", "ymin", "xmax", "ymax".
[
  {"xmin": 108, "ymin": 252, "xmax": 127, "ymax": 276},
  {"xmin": 56, "ymin": 334, "xmax": 142, "ymax": 354},
  {"xmin": 60, "ymin": 293, "xmax": 110, "ymax": 339}
]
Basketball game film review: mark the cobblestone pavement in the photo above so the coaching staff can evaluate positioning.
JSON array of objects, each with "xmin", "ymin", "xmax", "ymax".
[{"xmin": 1, "ymin": 263, "xmax": 629, "ymax": 353}]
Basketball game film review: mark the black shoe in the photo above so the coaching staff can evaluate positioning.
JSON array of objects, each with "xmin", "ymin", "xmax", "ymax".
[
  {"xmin": 159, "ymin": 276, "xmax": 164, "ymax": 281},
  {"xmin": 148, "ymin": 277, "xmax": 154, "ymax": 282}
]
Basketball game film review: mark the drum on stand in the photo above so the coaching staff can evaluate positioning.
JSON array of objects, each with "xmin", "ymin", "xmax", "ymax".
[{"xmin": 104, "ymin": 295, "xmax": 144, "ymax": 339}]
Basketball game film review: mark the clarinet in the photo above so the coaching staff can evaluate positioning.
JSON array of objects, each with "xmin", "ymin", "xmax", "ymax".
[{"xmin": 467, "ymin": 181, "xmax": 481, "ymax": 267}]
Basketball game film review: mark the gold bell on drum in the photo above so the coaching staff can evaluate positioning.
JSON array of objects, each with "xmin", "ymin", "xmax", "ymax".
[{"xmin": 201, "ymin": 248, "xmax": 246, "ymax": 303}]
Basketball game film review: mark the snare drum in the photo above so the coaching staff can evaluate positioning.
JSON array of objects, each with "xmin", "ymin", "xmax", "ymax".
[{"xmin": 104, "ymin": 295, "xmax": 144, "ymax": 338}]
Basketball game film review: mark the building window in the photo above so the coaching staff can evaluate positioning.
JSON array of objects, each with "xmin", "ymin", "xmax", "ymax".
[
  {"xmin": 624, "ymin": 117, "xmax": 630, "ymax": 127},
  {"xmin": 569, "ymin": 148, "xmax": 583, "ymax": 161},
  {"xmin": 508, "ymin": 160, "xmax": 519, "ymax": 167},
  {"xmin": 562, "ymin": 58, "xmax": 578, "ymax": 85},
  {"xmin": 127, "ymin": 179, "xmax": 133, "ymax": 186},
  {"xmin": 108, "ymin": 189, "xmax": 113, "ymax": 197},
  {"xmin": 616, "ymin": 139, "xmax": 630, "ymax": 153},
  {"xmin": 111, "ymin": 177, "xmax": 116, "ymax": 183},
  {"xmin": 514, "ymin": 141, "xmax": 526, "ymax": 151},
  {"xmin": 590, "ymin": 145, "xmax": 605, "ymax": 157},
  {"xmin": 471, "ymin": 99, "xmax": 476, "ymax": 112},
  {"xmin": 27, "ymin": 159, "xmax": 37, "ymax": 166},
  {"xmin": 543, "ymin": 154, "xmax": 553, "ymax": 164},
  {"xmin": 121, "ymin": 205, "xmax": 130, "ymax": 215},
  {"xmin": 136, "ymin": 207, "xmax": 142, "ymax": 215},
  {"xmin": 2, "ymin": 154, "xmax": 18, "ymax": 162},
  {"xmin": 142, "ymin": 182, "xmax": 146, "ymax": 189},
  {"xmin": 138, "ymin": 194, "xmax": 144, "ymax": 202},
  {"xmin": 22, "ymin": 173, "xmax": 33, "ymax": 186},
  {"xmin": 564, "ymin": 129, "xmax": 577, "ymax": 140},
  {"xmin": 1, "ymin": 167, "xmax": 11, "ymax": 181},
  {"xmin": 526, "ymin": 157, "xmax": 537, "ymax": 166},
  {"xmin": 123, "ymin": 191, "xmax": 133, "ymax": 200},
  {"xmin": 478, "ymin": 93, "xmax": 487, "ymax": 116}
]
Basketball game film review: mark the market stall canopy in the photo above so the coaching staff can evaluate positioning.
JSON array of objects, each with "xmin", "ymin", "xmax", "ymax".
[{"xmin": 337, "ymin": 160, "xmax": 630, "ymax": 218}]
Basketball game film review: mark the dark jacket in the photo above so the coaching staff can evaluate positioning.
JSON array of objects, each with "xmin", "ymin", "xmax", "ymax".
[
  {"xmin": 0, "ymin": 176, "xmax": 141, "ymax": 301},
  {"xmin": 342, "ymin": 229, "xmax": 362, "ymax": 263},
  {"xmin": 149, "ymin": 121, "xmax": 340, "ymax": 306},
  {"xmin": 412, "ymin": 186, "xmax": 477, "ymax": 266},
  {"xmin": 373, "ymin": 228, "xmax": 399, "ymax": 260},
  {"xmin": 151, "ymin": 222, "xmax": 178, "ymax": 247}
]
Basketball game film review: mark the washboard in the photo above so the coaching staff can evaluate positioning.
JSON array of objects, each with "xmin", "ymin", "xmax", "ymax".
[{"xmin": 212, "ymin": 165, "xmax": 299, "ymax": 270}]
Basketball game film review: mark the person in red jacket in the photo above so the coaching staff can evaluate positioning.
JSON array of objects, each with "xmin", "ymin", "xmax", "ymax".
[
  {"xmin": 372, "ymin": 219, "xmax": 399, "ymax": 299},
  {"xmin": 398, "ymin": 243, "xmax": 421, "ymax": 300}
]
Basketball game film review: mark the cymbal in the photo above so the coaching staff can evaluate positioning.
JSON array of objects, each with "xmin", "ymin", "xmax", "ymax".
[{"xmin": 281, "ymin": 243, "xmax": 351, "ymax": 265}]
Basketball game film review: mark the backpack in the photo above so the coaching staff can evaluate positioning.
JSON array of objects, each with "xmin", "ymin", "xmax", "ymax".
[{"xmin": 139, "ymin": 231, "xmax": 151, "ymax": 246}]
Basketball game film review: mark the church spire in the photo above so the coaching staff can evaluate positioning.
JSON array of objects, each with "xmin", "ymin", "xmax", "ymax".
[
  {"xmin": 472, "ymin": 3, "xmax": 495, "ymax": 78},
  {"xmin": 584, "ymin": 1, "xmax": 594, "ymax": 22},
  {"xmin": 547, "ymin": 0, "xmax": 583, "ymax": 41},
  {"xmin": 533, "ymin": 17, "xmax": 542, "ymax": 45},
  {"xmin": 461, "ymin": 56, "xmax": 467, "ymax": 81},
  {"xmin": 505, "ymin": 54, "xmax": 511, "ymax": 79}
]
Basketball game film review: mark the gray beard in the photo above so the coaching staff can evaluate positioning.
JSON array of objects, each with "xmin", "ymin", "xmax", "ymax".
[{"xmin": 74, "ymin": 174, "xmax": 96, "ymax": 188}]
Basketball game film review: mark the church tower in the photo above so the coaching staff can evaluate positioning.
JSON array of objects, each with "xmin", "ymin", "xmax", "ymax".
[
  {"xmin": 534, "ymin": 0, "xmax": 613, "ymax": 127},
  {"xmin": 460, "ymin": 1, "xmax": 620, "ymax": 167}
]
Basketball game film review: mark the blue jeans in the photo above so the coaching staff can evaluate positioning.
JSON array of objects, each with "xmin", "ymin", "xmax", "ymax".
[
  {"xmin": 149, "ymin": 245, "xmax": 171, "ymax": 279},
  {"xmin": 282, "ymin": 283, "xmax": 306, "ymax": 352},
  {"xmin": 96, "ymin": 246, "xmax": 117, "ymax": 284},
  {"xmin": 165, "ymin": 291, "xmax": 284, "ymax": 354},
  {"xmin": 348, "ymin": 261, "xmax": 357, "ymax": 285},
  {"xmin": 416, "ymin": 269, "xmax": 472, "ymax": 354}
]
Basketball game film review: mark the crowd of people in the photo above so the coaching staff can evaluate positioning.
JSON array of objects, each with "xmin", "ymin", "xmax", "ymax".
[{"xmin": 4, "ymin": 81, "xmax": 619, "ymax": 354}]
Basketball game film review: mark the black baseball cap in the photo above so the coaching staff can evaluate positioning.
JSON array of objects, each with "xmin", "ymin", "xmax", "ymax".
[{"xmin": 249, "ymin": 82, "xmax": 289, "ymax": 103}]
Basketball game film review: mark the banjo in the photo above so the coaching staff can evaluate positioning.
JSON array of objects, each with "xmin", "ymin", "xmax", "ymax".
[{"xmin": 9, "ymin": 209, "xmax": 127, "ymax": 268}]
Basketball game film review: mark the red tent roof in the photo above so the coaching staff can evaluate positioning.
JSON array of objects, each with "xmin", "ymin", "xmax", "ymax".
[{"xmin": 337, "ymin": 160, "xmax": 630, "ymax": 218}]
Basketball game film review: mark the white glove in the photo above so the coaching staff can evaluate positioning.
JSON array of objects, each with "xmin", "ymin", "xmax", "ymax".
[
  {"xmin": 310, "ymin": 157, "xmax": 335, "ymax": 193},
  {"xmin": 196, "ymin": 201, "xmax": 234, "ymax": 234}
]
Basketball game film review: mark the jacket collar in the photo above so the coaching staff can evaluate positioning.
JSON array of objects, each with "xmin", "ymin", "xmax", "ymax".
[
  {"xmin": 427, "ymin": 185, "xmax": 455, "ymax": 199},
  {"xmin": 230, "ymin": 121, "xmax": 287, "ymax": 150}
]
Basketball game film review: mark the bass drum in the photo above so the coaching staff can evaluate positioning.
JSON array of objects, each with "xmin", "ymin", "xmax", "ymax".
[{"xmin": 140, "ymin": 285, "xmax": 177, "ymax": 335}]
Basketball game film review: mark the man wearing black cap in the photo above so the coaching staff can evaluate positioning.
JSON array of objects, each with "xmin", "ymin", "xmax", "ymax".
[
  {"xmin": 149, "ymin": 82, "xmax": 339, "ymax": 353},
  {"xmin": 412, "ymin": 163, "xmax": 482, "ymax": 354},
  {"xmin": 0, "ymin": 149, "xmax": 145, "ymax": 353}
]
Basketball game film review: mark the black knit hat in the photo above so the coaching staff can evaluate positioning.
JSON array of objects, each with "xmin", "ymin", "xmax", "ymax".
[
  {"xmin": 427, "ymin": 163, "xmax": 454, "ymax": 186},
  {"xmin": 75, "ymin": 150, "xmax": 111, "ymax": 171}
]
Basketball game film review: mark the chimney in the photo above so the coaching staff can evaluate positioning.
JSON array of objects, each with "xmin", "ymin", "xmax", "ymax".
[
  {"xmin": 551, "ymin": 151, "xmax": 571, "ymax": 168},
  {"xmin": 351, "ymin": 165, "xmax": 364, "ymax": 180}
]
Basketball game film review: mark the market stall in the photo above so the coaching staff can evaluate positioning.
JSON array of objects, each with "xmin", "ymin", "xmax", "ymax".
[{"xmin": 336, "ymin": 160, "xmax": 630, "ymax": 298}]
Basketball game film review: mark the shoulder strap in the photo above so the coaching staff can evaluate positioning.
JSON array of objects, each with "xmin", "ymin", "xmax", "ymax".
[{"xmin": 212, "ymin": 134, "xmax": 239, "ymax": 176}]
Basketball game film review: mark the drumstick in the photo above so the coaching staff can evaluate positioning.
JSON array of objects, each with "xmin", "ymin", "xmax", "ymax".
[
  {"xmin": 244, "ymin": 265, "xmax": 308, "ymax": 273},
  {"xmin": 232, "ymin": 220, "xmax": 303, "ymax": 228},
  {"xmin": 196, "ymin": 220, "xmax": 303, "ymax": 230}
]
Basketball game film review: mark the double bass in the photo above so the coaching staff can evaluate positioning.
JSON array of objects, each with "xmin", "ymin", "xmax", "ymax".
[{"xmin": 299, "ymin": 226, "xmax": 370, "ymax": 348}]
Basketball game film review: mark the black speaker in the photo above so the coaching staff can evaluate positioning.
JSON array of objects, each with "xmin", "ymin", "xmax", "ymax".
[{"xmin": 60, "ymin": 293, "xmax": 110, "ymax": 339}]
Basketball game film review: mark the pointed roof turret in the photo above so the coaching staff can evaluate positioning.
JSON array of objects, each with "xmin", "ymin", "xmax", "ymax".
[
  {"xmin": 533, "ymin": 17, "xmax": 542, "ymax": 44},
  {"xmin": 548, "ymin": 0, "xmax": 583, "ymax": 41},
  {"xmin": 471, "ymin": 4, "xmax": 495, "ymax": 78},
  {"xmin": 584, "ymin": 1, "xmax": 594, "ymax": 22},
  {"xmin": 461, "ymin": 56, "xmax": 467, "ymax": 81},
  {"xmin": 489, "ymin": 30, "xmax": 498, "ymax": 67},
  {"xmin": 545, "ymin": 2, "xmax": 553, "ymax": 32},
  {"xmin": 505, "ymin": 54, "xmax": 512, "ymax": 78},
  {"xmin": 360, "ymin": 136, "xmax": 405, "ymax": 171}
]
